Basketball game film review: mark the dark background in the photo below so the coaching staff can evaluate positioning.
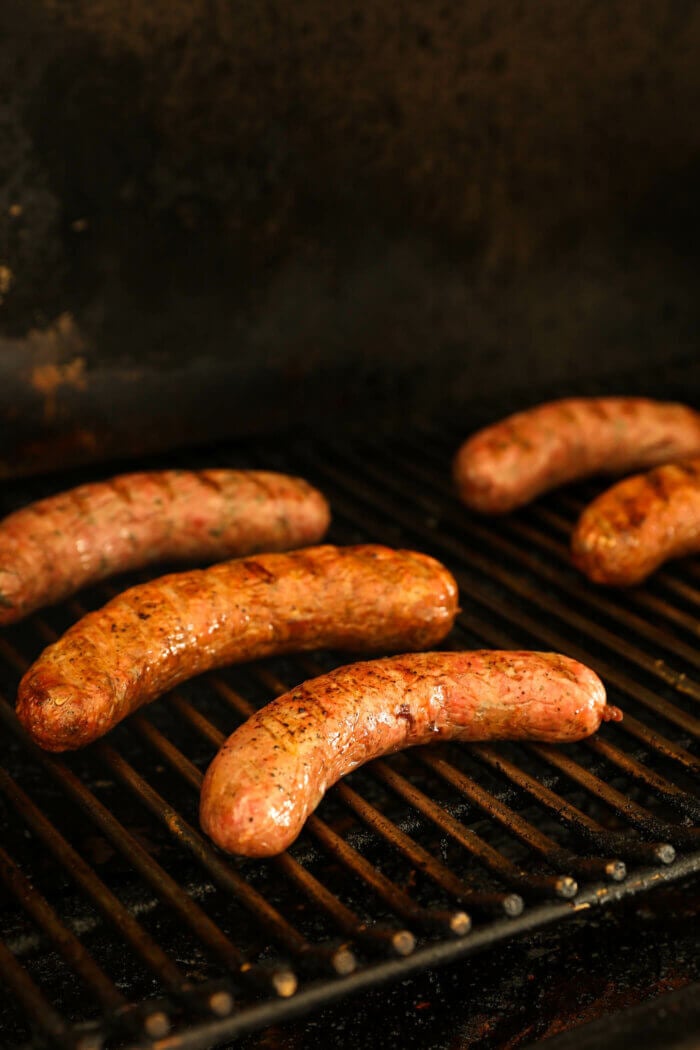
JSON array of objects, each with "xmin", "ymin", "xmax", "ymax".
[{"xmin": 1, "ymin": 1, "xmax": 700, "ymax": 476}]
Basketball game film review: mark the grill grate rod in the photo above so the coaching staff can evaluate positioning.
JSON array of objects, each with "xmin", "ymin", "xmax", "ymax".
[
  {"xmin": 469, "ymin": 745, "xmax": 675, "ymax": 866},
  {"xmin": 0, "ymin": 936, "xmax": 80, "ymax": 1050},
  {"xmin": 528, "ymin": 743, "xmax": 698, "ymax": 848},
  {"xmin": 131, "ymin": 712, "xmax": 417, "ymax": 957},
  {"xmin": 251, "ymin": 663, "xmax": 575, "ymax": 900},
  {"xmin": 306, "ymin": 438, "xmax": 700, "ymax": 741},
  {"xmin": 209, "ymin": 672, "xmax": 520, "ymax": 918},
  {"xmin": 291, "ymin": 655, "xmax": 624, "ymax": 886},
  {"xmin": 151, "ymin": 682, "xmax": 471, "ymax": 937},
  {"xmin": 284, "ymin": 444, "xmax": 693, "ymax": 856},
  {"xmin": 415, "ymin": 753, "xmax": 625, "ymax": 884},
  {"xmin": 394, "ymin": 435, "xmax": 700, "ymax": 679},
  {"xmin": 0, "ymin": 846, "xmax": 126, "ymax": 1018},
  {"xmin": 401, "ymin": 428, "xmax": 700, "ymax": 631},
  {"xmin": 295, "ymin": 440, "xmax": 700, "ymax": 751},
  {"xmin": 98, "ymin": 742, "xmax": 355, "ymax": 976},
  {"xmin": 22, "ymin": 615, "xmax": 300, "ymax": 999},
  {"xmin": 0, "ymin": 735, "xmax": 174, "ymax": 1042}
]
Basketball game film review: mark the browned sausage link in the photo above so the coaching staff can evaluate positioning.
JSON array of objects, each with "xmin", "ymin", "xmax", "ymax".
[
  {"xmin": 0, "ymin": 470, "xmax": 330, "ymax": 624},
  {"xmin": 200, "ymin": 650, "xmax": 616, "ymax": 857},
  {"xmin": 571, "ymin": 458, "xmax": 700, "ymax": 586},
  {"xmin": 453, "ymin": 397, "xmax": 700, "ymax": 514},
  {"xmin": 16, "ymin": 546, "xmax": 458, "ymax": 752}
]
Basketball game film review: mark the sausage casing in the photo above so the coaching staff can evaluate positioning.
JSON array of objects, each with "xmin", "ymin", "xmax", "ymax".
[
  {"xmin": 453, "ymin": 397, "xmax": 700, "ymax": 514},
  {"xmin": 200, "ymin": 650, "xmax": 616, "ymax": 857},
  {"xmin": 572, "ymin": 458, "xmax": 700, "ymax": 585},
  {"xmin": 16, "ymin": 545, "xmax": 458, "ymax": 752},
  {"xmin": 0, "ymin": 470, "xmax": 330, "ymax": 623}
]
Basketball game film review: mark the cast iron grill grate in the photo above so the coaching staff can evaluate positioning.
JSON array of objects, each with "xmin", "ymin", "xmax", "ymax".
[{"xmin": 0, "ymin": 426, "xmax": 698, "ymax": 1050}]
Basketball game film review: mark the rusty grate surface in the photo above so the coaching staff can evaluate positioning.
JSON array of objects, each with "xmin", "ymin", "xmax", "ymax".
[{"xmin": 0, "ymin": 426, "xmax": 698, "ymax": 1050}]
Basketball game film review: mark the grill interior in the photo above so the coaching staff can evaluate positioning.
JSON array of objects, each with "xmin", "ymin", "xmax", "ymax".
[{"xmin": 1, "ymin": 425, "xmax": 699, "ymax": 1050}]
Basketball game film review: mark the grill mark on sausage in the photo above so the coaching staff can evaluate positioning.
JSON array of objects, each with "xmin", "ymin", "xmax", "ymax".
[
  {"xmin": 109, "ymin": 478, "xmax": 135, "ymax": 504},
  {"xmin": 644, "ymin": 469, "xmax": 672, "ymax": 504},
  {"xmin": 197, "ymin": 471, "xmax": 225, "ymax": 493},
  {"xmin": 454, "ymin": 397, "xmax": 700, "ymax": 514},
  {"xmin": 572, "ymin": 455, "xmax": 700, "ymax": 584},
  {"xmin": 16, "ymin": 545, "xmax": 458, "ymax": 751},
  {"xmin": 241, "ymin": 559, "xmax": 277, "ymax": 585},
  {"xmin": 0, "ymin": 470, "xmax": 330, "ymax": 625},
  {"xmin": 200, "ymin": 650, "xmax": 610, "ymax": 857}
]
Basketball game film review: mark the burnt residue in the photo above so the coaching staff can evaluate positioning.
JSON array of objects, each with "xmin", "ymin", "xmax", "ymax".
[
  {"xmin": 2, "ymin": 2, "xmax": 700, "ymax": 470},
  {"xmin": 235, "ymin": 879, "xmax": 700, "ymax": 1050}
]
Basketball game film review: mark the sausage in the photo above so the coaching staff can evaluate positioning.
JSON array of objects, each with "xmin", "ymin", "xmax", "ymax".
[
  {"xmin": 0, "ymin": 470, "xmax": 331, "ymax": 625},
  {"xmin": 453, "ymin": 397, "xmax": 700, "ymax": 514},
  {"xmin": 571, "ymin": 458, "xmax": 700, "ymax": 585},
  {"xmin": 200, "ymin": 650, "xmax": 617, "ymax": 857},
  {"xmin": 16, "ymin": 545, "xmax": 458, "ymax": 752}
]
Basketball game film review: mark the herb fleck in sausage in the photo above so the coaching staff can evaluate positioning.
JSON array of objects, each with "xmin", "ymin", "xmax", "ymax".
[
  {"xmin": 454, "ymin": 398, "xmax": 700, "ymax": 514},
  {"xmin": 572, "ymin": 458, "xmax": 700, "ymax": 585},
  {"xmin": 200, "ymin": 651, "xmax": 617, "ymax": 857},
  {"xmin": 0, "ymin": 470, "xmax": 330, "ymax": 623},
  {"xmin": 17, "ymin": 545, "xmax": 458, "ymax": 751}
]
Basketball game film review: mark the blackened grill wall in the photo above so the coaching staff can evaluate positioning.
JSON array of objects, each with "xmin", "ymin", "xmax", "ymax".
[{"xmin": 1, "ymin": 0, "xmax": 700, "ymax": 476}]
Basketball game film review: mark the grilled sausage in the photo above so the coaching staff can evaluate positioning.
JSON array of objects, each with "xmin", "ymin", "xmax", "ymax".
[
  {"xmin": 0, "ymin": 470, "xmax": 331, "ymax": 625},
  {"xmin": 572, "ymin": 458, "xmax": 700, "ymax": 585},
  {"xmin": 16, "ymin": 545, "xmax": 458, "ymax": 752},
  {"xmin": 453, "ymin": 397, "xmax": 700, "ymax": 514},
  {"xmin": 200, "ymin": 650, "xmax": 617, "ymax": 857}
]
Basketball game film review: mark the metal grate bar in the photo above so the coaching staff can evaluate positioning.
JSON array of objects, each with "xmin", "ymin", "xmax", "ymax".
[
  {"xmin": 293, "ymin": 441, "xmax": 700, "ymax": 745},
  {"xmin": 0, "ymin": 845, "xmax": 126, "ymax": 1016},
  {"xmin": 209, "ymin": 671, "xmax": 520, "ymax": 918},
  {"xmin": 469, "ymin": 745, "xmax": 675, "ymax": 866},
  {"xmin": 527, "ymin": 744, "xmax": 699, "ymax": 848},
  {"xmin": 0, "ymin": 937, "xmax": 78, "ymax": 1050},
  {"xmin": 97, "ymin": 744, "xmax": 352, "ymax": 975},
  {"xmin": 27, "ymin": 613, "xmax": 298, "ymax": 1000},
  {"xmin": 249, "ymin": 664, "xmax": 573, "ymax": 900},
  {"xmin": 0, "ymin": 712, "xmax": 184, "ymax": 1003},
  {"xmin": 302, "ymin": 438, "xmax": 700, "ymax": 738},
  {"xmin": 414, "ymin": 753, "xmax": 625, "ymax": 884},
  {"xmin": 131, "ymin": 712, "xmax": 416, "ymax": 958},
  {"xmin": 0, "ymin": 426, "xmax": 698, "ymax": 1050},
  {"xmin": 151, "ymin": 680, "xmax": 471, "ymax": 937},
  {"xmin": 393, "ymin": 436, "xmax": 700, "ymax": 676}
]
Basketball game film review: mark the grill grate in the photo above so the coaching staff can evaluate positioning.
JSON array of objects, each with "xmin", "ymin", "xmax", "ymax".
[{"xmin": 0, "ymin": 426, "xmax": 698, "ymax": 1049}]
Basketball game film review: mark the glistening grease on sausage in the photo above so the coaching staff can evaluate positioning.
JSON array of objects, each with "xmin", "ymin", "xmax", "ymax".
[
  {"xmin": 572, "ymin": 458, "xmax": 700, "ymax": 585},
  {"xmin": 200, "ymin": 651, "xmax": 618, "ymax": 857},
  {"xmin": 16, "ymin": 545, "xmax": 458, "ymax": 752},
  {"xmin": 453, "ymin": 397, "xmax": 700, "ymax": 514},
  {"xmin": 0, "ymin": 470, "xmax": 331, "ymax": 623}
]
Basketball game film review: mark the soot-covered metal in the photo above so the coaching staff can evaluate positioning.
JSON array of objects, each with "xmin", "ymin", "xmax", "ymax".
[{"xmin": 2, "ymin": 2, "xmax": 700, "ymax": 476}]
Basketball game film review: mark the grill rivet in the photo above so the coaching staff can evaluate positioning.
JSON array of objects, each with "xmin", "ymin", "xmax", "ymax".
[
  {"xmin": 332, "ymin": 948, "xmax": 357, "ymax": 976},
  {"xmin": 449, "ymin": 911, "xmax": 472, "ymax": 936},
  {"xmin": 208, "ymin": 990, "xmax": 234, "ymax": 1017},
  {"xmin": 555, "ymin": 876, "xmax": 578, "ymax": 899},
  {"xmin": 143, "ymin": 1010, "xmax": 170, "ymax": 1039},
  {"xmin": 392, "ymin": 930, "xmax": 417, "ymax": 956},
  {"xmin": 272, "ymin": 969, "xmax": 298, "ymax": 998}
]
